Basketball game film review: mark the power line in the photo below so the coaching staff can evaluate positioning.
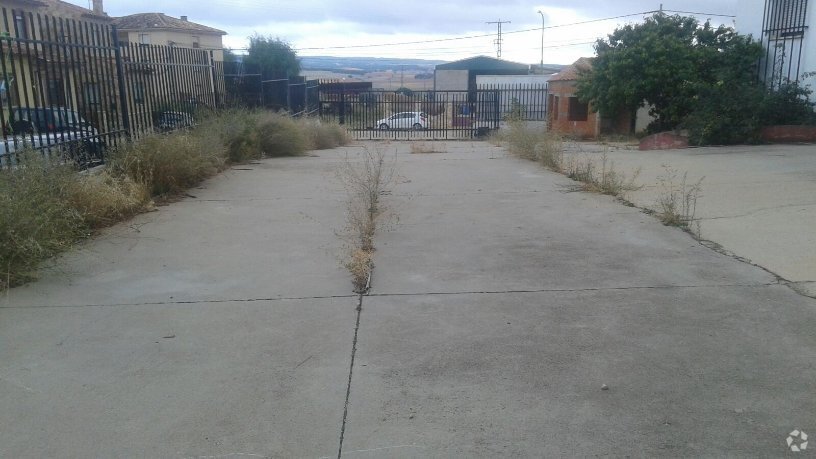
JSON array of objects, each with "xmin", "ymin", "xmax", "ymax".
[
  {"xmin": 292, "ymin": 10, "xmax": 657, "ymax": 51},
  {"xmin": 257, "ymin": 8, "xmax": 736, "ymax": 55}
]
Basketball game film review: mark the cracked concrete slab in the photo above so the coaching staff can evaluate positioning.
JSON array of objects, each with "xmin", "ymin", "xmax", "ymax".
[
  {"xmin": 345, "ymin": 287, "xmax": 816, "ymax": 457},
  {"xmin": 561, "ymin": 143, "xmax": 816, "ymax": 297},
  {"xmin": 344, "ymin": 141, "xmax": 816, "ymax": 457},
  {"xmin": 1, "ymin": 149, "xmax": 365, "ymax": 308},
  {"xmin": 0, "ymin": 297, "xmax": 356, "ymax": 458},
  {"xmin": 0, "ymin": 147, "xmax": 371, "ymax": 458}
]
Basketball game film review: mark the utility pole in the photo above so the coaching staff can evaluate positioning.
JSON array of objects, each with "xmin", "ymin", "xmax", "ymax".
[
  {"xmin": 537, "ymin": 10, "xmax": 545, "ymax": 70},
  {"xmin": 487, "ymin": 20, "xmax": 511, "ymax": 58}
]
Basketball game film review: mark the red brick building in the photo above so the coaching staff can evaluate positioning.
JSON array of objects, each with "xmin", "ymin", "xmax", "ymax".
[{"xmin": 547, "ymin": 58, "xmax": 632, "ymax": 139}]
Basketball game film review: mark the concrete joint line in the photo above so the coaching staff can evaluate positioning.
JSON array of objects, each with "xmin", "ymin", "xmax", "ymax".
[
  {"xmin": 0, "ymin": 294, "xmax": 359, "ymax": 310},
  {"xmin": 366, "ymin": 282, "xmax": 780, "ymax": 298},
  {"xmin": 337, "ymin": 293, "xmax": 364, "ymax": 458}
]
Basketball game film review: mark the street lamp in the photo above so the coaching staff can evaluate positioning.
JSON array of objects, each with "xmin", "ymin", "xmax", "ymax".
[{"xmin": 537, "ymin": 10, "xmax": 545, "ymax": 70}]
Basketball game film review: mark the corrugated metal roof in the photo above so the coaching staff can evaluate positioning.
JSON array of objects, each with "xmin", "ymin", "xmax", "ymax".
[
  {"xmin": 113, "ymin": 13, "xmax": 225, "ymax": 35},
  {"xmin": 436, "ymin": 55, "xmax": 529, "ymax": 71}
]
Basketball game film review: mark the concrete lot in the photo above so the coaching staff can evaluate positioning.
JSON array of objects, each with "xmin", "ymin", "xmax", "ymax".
[
  {"xmin": 562, "ymin": 142, "xmax": 816, "ymax": 298},
  {"xmin": 1, "ymin": 141, "xmax": 815, "ymax": 457}
]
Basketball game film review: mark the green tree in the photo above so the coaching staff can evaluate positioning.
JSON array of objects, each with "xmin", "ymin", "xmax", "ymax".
[
  {"xmin": 243, "ymin": 35, "xmax": 301, "ymax": 79},
  {"xmin": 576, "ymin": 13, "xmax": 763, "ymax": 132}
]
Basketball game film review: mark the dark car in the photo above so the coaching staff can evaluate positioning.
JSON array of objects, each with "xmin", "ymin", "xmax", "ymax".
[
  {"xmin": 3, "ymin": 107, "xmax": 105, "ymax": 166},
  {"xmin": 156, "ymin": 111, "xmax": 194, "ymax": 131}
]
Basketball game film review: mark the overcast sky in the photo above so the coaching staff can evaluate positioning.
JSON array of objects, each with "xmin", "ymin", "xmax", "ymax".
[{"xmin": 76, "ymin": 0, "xmax": 739, "ymax": 64}]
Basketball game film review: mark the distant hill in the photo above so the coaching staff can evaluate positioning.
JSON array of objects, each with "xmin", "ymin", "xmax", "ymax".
[
  {"xmin": 300, "ymin": 56, "xmax": 446, "ymax": 73},
  {"xmin": 300, "ymin": 56, "xmax": 566, "ymax": 75}
]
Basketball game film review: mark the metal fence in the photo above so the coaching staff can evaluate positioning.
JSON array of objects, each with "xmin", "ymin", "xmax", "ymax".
[
  {"xmin": 0, "ymin": 7, "xmax": 226, "ymax": 169},
  {"xmin": 318, "ymin": 82, "xmax": 548, "ymax": 140}
]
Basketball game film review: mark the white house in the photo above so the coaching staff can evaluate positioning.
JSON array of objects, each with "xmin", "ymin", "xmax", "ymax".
[{"xmin": 736, "ymin": 0, "xmax": 815, "ymax": 91}]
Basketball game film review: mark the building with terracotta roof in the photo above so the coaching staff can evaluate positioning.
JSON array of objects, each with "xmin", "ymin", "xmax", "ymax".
[
  {"xmin": 547, "ymin": 57, "xmax": 638, "ymax": 139},
  {"xmin": 0, "ymin": 0, "xmax": 111, "ymax": 23},
  {"xmin": 114, "ymin": 13, "xmax": 226, "ymax": 61}
]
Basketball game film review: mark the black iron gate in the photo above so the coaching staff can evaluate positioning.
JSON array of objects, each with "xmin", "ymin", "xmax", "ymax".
[{"xmin": 318, "ymin": 82, "xmax": 548, "ymax": 140}]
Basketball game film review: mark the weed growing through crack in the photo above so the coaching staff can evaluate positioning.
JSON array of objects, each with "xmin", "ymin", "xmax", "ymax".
[
  {"xmin": 338, "ymin": 145, "xmax": 395, "ymax": 292},
  {"xmin": 564, "ymin": 151, "xmax": 641, "ymax": 198},
  {"xmin": 656, "ymin": 165, "xmax": 704, "ymax": 229}
]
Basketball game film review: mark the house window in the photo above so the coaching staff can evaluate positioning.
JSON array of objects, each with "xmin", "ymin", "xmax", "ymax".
[
  {"xmin": 84, "ymin": 82, "xmax": 101, "ymax": 105},
  {"xmin": 568, "ymin": 97, "xmax": 588, "ymax": 121},
  {"xmin": 139, "ymin": 33, "xmax": 150, "ymax": 44},
  {"xmin": 192, "ymin": 36, "xmax": 200, "ymax": 48},
  {"xmin": 766, "ymin": 0, "xmax": 808, "ymax": 38},
  {"xmin": 14, "ymin": 14, "xmax": 28, "ymax": 39}
]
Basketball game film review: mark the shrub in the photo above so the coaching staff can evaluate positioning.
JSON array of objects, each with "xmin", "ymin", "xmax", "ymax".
[{"xmin": 685, "ymin": 81, "xmax": 816, "ymax": 145}]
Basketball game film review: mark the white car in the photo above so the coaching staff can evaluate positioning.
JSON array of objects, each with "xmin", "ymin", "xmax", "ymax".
[{"xmin": 376, "ymin": 112, "xmax": 428, "ymax": 130}]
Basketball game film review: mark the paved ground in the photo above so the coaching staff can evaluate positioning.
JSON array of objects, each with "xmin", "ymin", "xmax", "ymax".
[
  {"xmin": 1, "ymin": 141, "xmax": 815, "ymax": 458},
  {"xmin": 562, "ymin": 142, "xmax": 816, "ymax": 298}
]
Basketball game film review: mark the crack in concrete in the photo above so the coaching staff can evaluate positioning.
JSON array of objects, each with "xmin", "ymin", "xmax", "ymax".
[
  {"xmin": 366, "ymin": 282, "xmax": 781, "ymax": 298},
  {"xmin": 0, "ymin": 294, "xmax": 358, "ymax": 310},
  {"xmin": 700, "ymin": 201, "xmax": 816, "ymax": 221},
  {"xmin": 337, "ymin": 293, "xmax": 364, "ymax": 458}
]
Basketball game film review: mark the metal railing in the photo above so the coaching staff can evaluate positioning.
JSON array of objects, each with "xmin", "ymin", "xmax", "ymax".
[
  {"xmin": 318, "ymin": 82, "xmax": 548, "ymax": 140},
  {"xmin": 0, "ymin": 7, "xmax": 226, "ymax": 169}
]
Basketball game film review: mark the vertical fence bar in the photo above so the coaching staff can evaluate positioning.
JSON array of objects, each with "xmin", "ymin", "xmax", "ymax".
[{"xmin": 112, "ymin": 26, "xmax": 130, "ymax": 139}]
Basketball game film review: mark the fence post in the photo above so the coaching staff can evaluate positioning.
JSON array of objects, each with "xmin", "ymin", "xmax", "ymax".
[
  {"xmin": 208, "ymin": 49, "xmax": 218, "ymax": 109},
  {"xmin": 111, "ymin": 26, "xmax": 131, "ymax": 139},
  {"xmin": 339, "ymin": 82, "xmax": 345, "ymax": 125}
]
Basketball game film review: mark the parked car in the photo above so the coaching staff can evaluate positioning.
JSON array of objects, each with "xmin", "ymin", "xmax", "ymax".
[
  {"xmin": 1, "ymin": 107, "xmax": 105, "ymax": 167},
  {"xmin": 156, "ymin": 111, "xmax": 194, "ymax": 131},
  {"xmin": 376, "ymin": 112, "xmax": 428, "ymax": 130}
]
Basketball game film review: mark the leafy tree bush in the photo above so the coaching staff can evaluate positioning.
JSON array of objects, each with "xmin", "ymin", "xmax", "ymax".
[
  {"xmin": 244, "ymin": 35, "xmax": 301, "ymax": 79},
  {"xmin": 578, "ymin": 12, "xmax": 816, "ymax": 145}
]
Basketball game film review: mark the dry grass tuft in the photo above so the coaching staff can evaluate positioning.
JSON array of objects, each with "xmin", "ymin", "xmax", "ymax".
[
  {"xmin": 338, "ymin": 145, "xmax": 394, "ymax": 292},
  {"xmin": 109, "ymin": 132, "xmax": 225, "ymax": 197},
  {"xmin": 345, "ymin": 248, "xmax": 373, "ymax": 293},
  {"xmin": 499, "ymin": 120, "xmax": 563, "ymax": 170},
  {"xmin": 65, "ymin": 169, "xmax": 152, "ymax": 229},
  {"xmin": 0, "ymin": 153, "xmax": 87, "ymax": 288},
  {"xmin": 300, "ymin": 118, "xmax": 351, "ymax": 150},
  {"xmin": 564, "ymin": 152, "xmax": 641, "ymax": 197},
  {"xmin": 656, "ymin": 166, "xmax": 704, "ymax": 228}
]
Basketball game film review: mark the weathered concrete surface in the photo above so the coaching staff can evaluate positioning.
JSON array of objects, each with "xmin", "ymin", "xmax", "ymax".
[
  {"xmin": 0, "ymin": 147, "xmax": 371, "ymax": 458},
  {"xmin": 564, "ymin": 142, "xmax": 816, "ymax": 298},
  {"xmin": 2, "ymin": 141, "xmax": 815, "ymax": 458},
  {"xmin": 342, "ymin": 142, "xmax": 816, "ymax": 457}
]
